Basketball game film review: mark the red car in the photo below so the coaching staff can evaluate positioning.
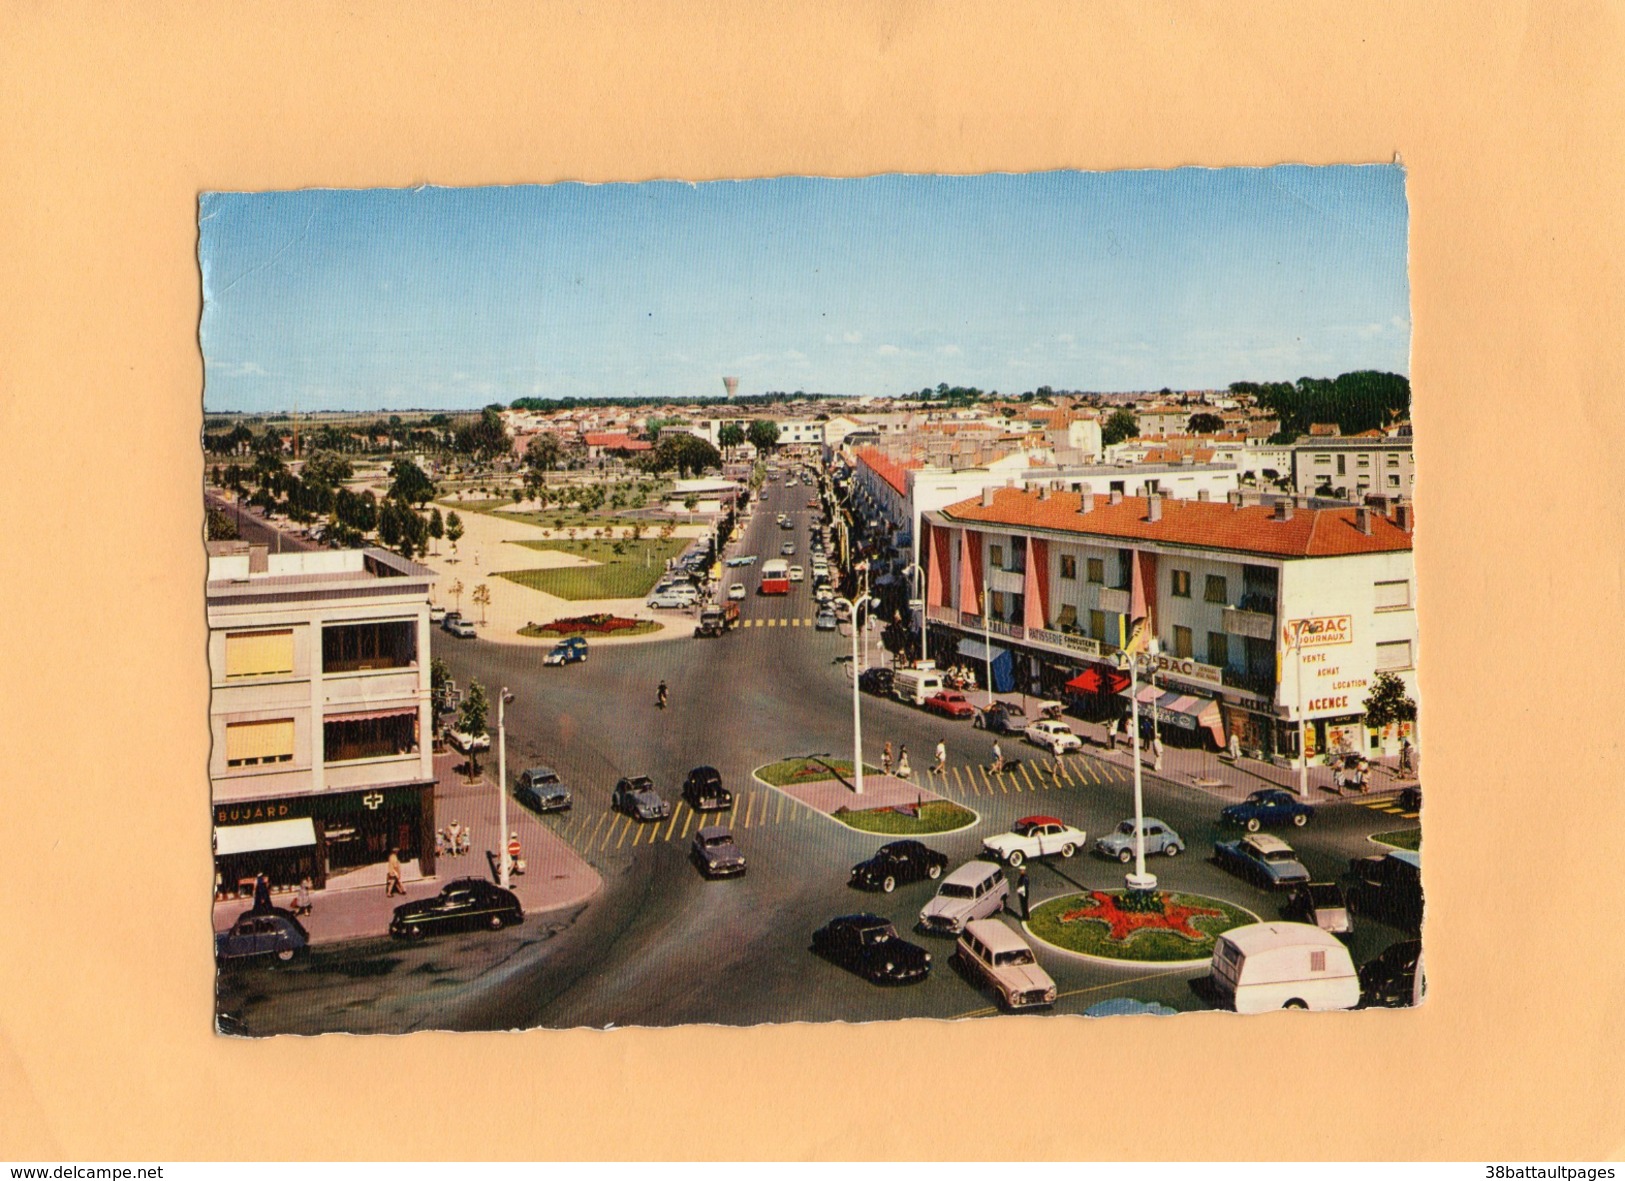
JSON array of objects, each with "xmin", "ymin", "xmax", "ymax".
[{"xmin": 923, "ymin": 690, "xmax": 978, "ymax": 719}]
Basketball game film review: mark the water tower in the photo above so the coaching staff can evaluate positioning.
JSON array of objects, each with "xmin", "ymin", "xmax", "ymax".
[{"xmin": 722, "ymin": 375, "xmax": 739, "ymax": 400}]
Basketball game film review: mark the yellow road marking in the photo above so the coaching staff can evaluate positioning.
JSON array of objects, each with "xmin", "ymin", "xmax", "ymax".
[
  {"xmin": 950, "ymin": 967, "xmax": 1186, "ymax": 1020},
  {"xmin": 1399, "ymin": 812, "xmax": 1419, "ymax": 820},
  {"xmin": 587, "ymin": 812, "xmax": 609, "ymax": 848},
  {"xmin": 950, "ymin": 764, "xmax": 967, "ymax": 796},
  {"xmin": 1084, "ymin": 760, "xmax": 1103, "ymax": 785},
  {"xmin": 598, "ymin": 815, "xmax": 621, "ymax": 852},
  {"xmin": 632, "ymin": 822, "xmax": 647, "ymax": 846},
  {"xmin": 791, "ymin": 617, "xmax": 801, "ymax": 627},
  {"xmin": 680, "ymin": 808, "xmax": 695, "ymax": 839},
  {"xmin": 663, "ymin": 805, "xmax": 683, "ymax": 843},
  {"xmin": 743, "ymin": 794, "xmax": 756, "ymax": 828},
  {"xmin": 975, "ymin": 765, "xmax": 990, "ymax": 794},
  {"xmin": 615, "ymin": 816, "xmax": 634, "ymax": 850},
  {"xmin": 1020, "ymin": 764, "xmax": 1040, "ymax": 792}
]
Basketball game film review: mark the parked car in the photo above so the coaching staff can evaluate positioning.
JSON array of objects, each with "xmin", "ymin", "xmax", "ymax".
[
  {"xmin": 1397, "ymin": 784, "xmax": 1422, "ymax": 812},
  {"xmin": 1358, "ymin": 939, "xmax": 1425, "ymax": 1008},
  {"xmin": 982, "ymin": 815, "xmax": 1087, "ymax": 867},
  {"xmin": 954, "ymin": 919, "xmax": 1056, "ymax": 1010},
  {"xmin": 1346, "ymin": 850, "xmax": 1424, "ymax": 931},
  {"xmin": 858, "ymin": 667, "xmax": 895, "ymax": 696},
  {"xmin": 1209, "ymin": 921, "xmax": 1360, "ymax": 1013},
  {"xmin": 647, "ymin": 589, "xmax": 698, "ymax": 610},
  {"xmin": 815, "ymin": 609, "xmax": 838, "ymax": 630},
  {"xmin": 1213, "ymin": 833, "xmax": 1311, "ymax": 889},
  {"xmin": 812, "ymin": 914, "xmax": 932, "ymax": 985},
  {"xmin": 779, "ymin": 542, "xmax": 796, "ymax": 556},
  {"xmin": 724, "ymin": 555, "xmax": 755, "ymax": 567},
  {"xmin": 514, "ymin": 766, "xmax": 572, "ymax": 813},
  {"xmin": 923, "ymin": 690, "xmax": 978, "ymax": 719},
  {"xmin": 1024, "ymin": 719, "xmax": 1083, "ymax": 754},
  {"xmin": 920, "ymin": 860, "xmax": 1011, "ymax": 934},
  {"xmin": 445, "ymin": 618, "xmax": 477, "ymax": 638},
  {"xmin": 446, "ymin": 727, "xmax": 491, "ymax": 754},
  {"xmin": 543, "ymin": 636, "xmax": 589, "ymax": 665},
  {"xmin": 681, "ymin": 765, "xmax": 733, "ymax": 812},
  {"xmin": 389, "ymin": 878, "xmax": 523, "ymax": 939},
  {"xmin": 1094, "ymin": 817, "xmax": 1184, "ymax": 863},
  {"xmin": 429, "ymin": 605, "xmax": 448, "ymax": 624},
  {"xmin": 1220, "ymin": 789, "xmax": 1315, "ymax": 832},
  {"xmin": 789, "ymin": 565, "xmax": 805, "ymax": 582},
  {"xmin": 690, "ymin": 825, "xmax": 747, "ymax": 878},
  {"xmin": 440, "ymin": 610, "xmax": 463, "ymax": 631},
  {"xmin": 728, "ymin": 582, "xmax": 747, "ymax": 600},
  {"xmin": 1280, "ymin": 881, "xmax": 1353, "ymax": 937},
  {"xmin": 612, "ymin": 775, "xmax": 672, "ymax": 821},
  {"xmin": 215, "ymin": 909, "xmax": 308, "ymax": 963},
  {"xmin": 973, "ymin": 701, "xmax": 1028, "ymax": 734},
  {"xmin": 849, "ymin": 839, "xmax": 948, "ymax": 893}
]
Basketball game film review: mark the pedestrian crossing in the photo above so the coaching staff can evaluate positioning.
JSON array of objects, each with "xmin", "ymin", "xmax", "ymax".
[
  {"xmin": 546, "ymin": 791, "xmax": 821, "ymax": 854},
  {"xmin": 1351, "ymin": 796, "xmax": 1420, "ymax": 820},
  {"xmin": 939, "ymin": 756, "xmax": 1130, "ymax": 797},
  {"xmin": 739, "ymin": 617, "xmax": 820, "ymax": 628}
]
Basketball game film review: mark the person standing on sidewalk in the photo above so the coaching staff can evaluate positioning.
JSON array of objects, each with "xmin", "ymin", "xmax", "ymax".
[
  {"xmin": 896, "ymin": 746, "xmax": 912, "ymax": 780},
  {"xmin": 385, "ymin": 849, "xmax": 405, "ymax": 896},
  {"xmin": 881, "ymin": 741, "xmax": 893, "ymax": 776},
  {"xmin": 1105, "ymin": 716, "xmax": 1118, "ymax": 752},
  {"xmin": 1152, "ymin": 734, "xmax": 1164, "ymax": 773},
  {"xmin": 1015, "ymin": 865, "xmax": 1030, "ymax": 921}
]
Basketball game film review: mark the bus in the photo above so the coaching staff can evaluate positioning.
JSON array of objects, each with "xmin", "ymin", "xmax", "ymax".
[{"xmin": 759, "ymin": 559, "xmax": 791, "ymax": 595}]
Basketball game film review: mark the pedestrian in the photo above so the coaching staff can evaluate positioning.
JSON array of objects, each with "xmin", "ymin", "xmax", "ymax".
[
  {"xmin": 1105, "ymin": 716, "xmax": 1118, "ymax": 752},
  {"xmin": 881, "ymin": 741, "xmax": 893, "ymax": 776},
  {"xmin": 1015, "ymin": 864, "xmax": 1030, "ymax": 921},
  {"xmin": 293, "ymin": 876, "xmax": 313, "ymax": 917},
  {"xmin": 251, "ymin": 872, "xmax": 272, "ymax": 912},
  {"xmin": 456, "ymin": 826, "xmax": 470, "ymax": 857},
  {"xmin": 932, "ymin": 740, "xmax": 947, "ymax": 776},
  {"xmin": 991, "ymin": 740, "xmax": 1005, "ymax": 774},
  {"xmin": 435, "ymin": 828, "xmax": 448, "ymax": 859},
  {"xmin": 1152, "ymin": 734, "xmax": 1164, "ymax": 773},
  {"xmin": 385, "ymin": 848, "xmax": 405, "ymax": 896},
  {"xmin": 507, "ymin": 831, "xmax": 524, "ymax": 876},
  {"xmin": 1400, "ymin": 739, "xmax": 1413, "ymax": 775},
  {"xmin": 896, "ymin": 747, "xmax": 912, "ymax": 779}
]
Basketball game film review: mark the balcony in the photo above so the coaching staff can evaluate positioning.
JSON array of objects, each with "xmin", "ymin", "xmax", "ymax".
[
  {"xmin": 1223, "ymin": 606, "xmax": 1275, "ymax": 641},
  {"xmin": 1097, "ymin": 587, "xmax": 1131, "ymax": 615},
  {"xmin": 1221, "ymin": 666, "xmax": 1277, "ymax": 696}
]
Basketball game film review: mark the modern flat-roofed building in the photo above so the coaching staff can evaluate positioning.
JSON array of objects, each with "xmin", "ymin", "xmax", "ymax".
[
  {"xmin": 207, "ymin": 543, "xmax": 437, "ymax": 900},
  {"xmin": 920, "ymin": 486, "xmax": 1417, "ymax": 766},
  {"xmin": 1291, "ymin": 435, "xmax": 1416, "ymax": 501}
]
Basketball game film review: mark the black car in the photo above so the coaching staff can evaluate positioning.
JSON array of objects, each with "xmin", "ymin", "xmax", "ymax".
[
  {"xmin": 849, "ymin": 839, "xmax": 949, "ymax": 893},
  {"xmin": 682, "ymin": 765, "xmax": 734, "ymax": 812},
  {"xmin": 1347, "ymin": 850, "xmax": 1424, "ymax": 932},
  {"xmin": 215, "ymin": 909, "xmax": 309, "ymax": 963},
  {"xmin": 858, "ymin": 667, "xmax": 895, "ymax": 696},
  {"xmin": 1397, "ymin": 785, "xmax": 1422, "ymax": 812},
  {"xmin": 1358, "ymin": 939, "xmax": 1424, "ymax": 1008},
  {"xmin": 811, "ymin": 914, "xmax": 932, "ymax": 985},
  {"xmin": 389, "ymin": 878, "xmax": 523, "ymax": 939}
]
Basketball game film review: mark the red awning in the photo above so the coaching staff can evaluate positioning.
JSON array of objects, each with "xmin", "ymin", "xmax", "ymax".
[{"xmin": 1065, "ymin": 664, "xmax": 1131, "ymax": 696}]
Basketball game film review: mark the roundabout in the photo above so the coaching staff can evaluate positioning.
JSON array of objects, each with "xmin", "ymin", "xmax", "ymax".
[{"xmin": 1026, "ymin": 889, "xmax": 1258, "ymax": 966}]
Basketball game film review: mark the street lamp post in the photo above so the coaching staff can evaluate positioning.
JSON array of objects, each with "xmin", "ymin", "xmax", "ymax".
[
  {"xmin": 837, "ymin": 562, "xmax": 873, "ymax": 796},
  {"xmin": 497, "ymin": 687, "xmax": 514, "ymax": 889},
  {"xmin": 902, "ymin": 560, "xmax": 925, "ymax": 666},
  {"xmin": 982, "ymin": 575, "xmax": 994, "ymax": 710},
  {"xmin": 1119, "ymin": 648, "xmax": 1157, "ymax": 893}
]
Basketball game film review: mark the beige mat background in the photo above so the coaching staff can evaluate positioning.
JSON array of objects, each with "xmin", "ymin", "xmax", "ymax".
[{"xmin": 2, "ymin": 0, "xmax": 1622, "ymax": 1161}]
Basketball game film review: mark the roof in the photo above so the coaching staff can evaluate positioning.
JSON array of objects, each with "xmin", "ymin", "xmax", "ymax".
[
  {"xmin": 934, "ymin": 487, "xmax": 1413, "ymax": 559},
  {"xmin": 854, "ymin": 447, "xmax": 921, "ymax": 496},
  {"xmin": 944, "ymin": 860, "xmax": 1001, "ymax": 886},
  {"xmin": 1243, "ymin": 834, "xmax": 1294, "ymax": 854},
  {"xmin": 583, "ymin": 432, "xmax": 651, "ymax": 451},
  {"xmin": 1220, "ymin": 921, "xmax": 1345, "ymax": 953},
  {"xmin": 963, "ymin": 918, "xmax": 1032, "ymax": 953}
]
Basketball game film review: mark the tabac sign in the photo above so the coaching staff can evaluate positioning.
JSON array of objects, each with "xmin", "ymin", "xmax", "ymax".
[{"xmin": 1283, "ymin": 615, "xmax": 1353, "ymax": 650}]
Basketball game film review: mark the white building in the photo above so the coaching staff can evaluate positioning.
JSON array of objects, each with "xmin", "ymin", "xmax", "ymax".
[
  {"xmin": 207, "ymin": 543, "xmax": 438, "ymax": 896},
  {"xmin": 1291, "ymin": 436, "xmax": 1416, "ymax": 500}
]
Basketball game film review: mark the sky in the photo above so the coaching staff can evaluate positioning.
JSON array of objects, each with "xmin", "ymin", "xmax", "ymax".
[{"xmin": 199, "ymin": 167, "xmax": 1410, "ymax": 412}]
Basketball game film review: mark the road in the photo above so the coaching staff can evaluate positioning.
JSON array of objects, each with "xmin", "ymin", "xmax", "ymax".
[{"xmin": 218, "ymin": 472, "xmax": 1420, "ymax": 1033}]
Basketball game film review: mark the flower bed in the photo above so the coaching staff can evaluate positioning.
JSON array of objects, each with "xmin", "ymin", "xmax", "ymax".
[
  {"xmin": 1027, "ymin": 890, "xmax": 1256, "ymax": 963},
  {"xmin": 520, "ymin": 614, "xmax": 661, "ymax": 638},
  {"xmin": 833, "ymin": 801, "xmax": 977, "ymax": 836}
]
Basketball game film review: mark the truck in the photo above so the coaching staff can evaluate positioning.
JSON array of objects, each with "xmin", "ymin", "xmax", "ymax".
[{"xmin": 694, "ymin": 601, "xmax": 741, "ymax": 637}]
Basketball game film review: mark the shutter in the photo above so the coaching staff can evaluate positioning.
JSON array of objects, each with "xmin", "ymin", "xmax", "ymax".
[
  {"xmin": 1374, "ymin": 580, "xmax": 1410, "ymax": 609},
  {"xmin": 225, "ymin": 630, "xmax": 294, "ymax": 677},
  {"xmin": 1375, "ymin": 640, "xmax": 1413, "ymax": 671},
  {"xmin": 225, "ymin": 719, "xmax": 296, "ymax": 763}
]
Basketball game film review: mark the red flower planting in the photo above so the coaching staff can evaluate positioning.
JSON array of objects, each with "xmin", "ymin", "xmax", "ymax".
[
  {"xmin": 1059, "ymin": 891, "xmax": 1225, "ymax": 943},
  {"xmin": 537, "ymin": 613, "xmax": 642, "ymax": 635}
]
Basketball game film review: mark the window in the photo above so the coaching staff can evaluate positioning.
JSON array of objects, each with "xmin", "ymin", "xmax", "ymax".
[
  {"xmin": 323, "ymin": 711, "xmax": 418, "ymax": 762},
  {"xmin": 1207, "ymin": 632, "xmax": 1229, "ymax": 668},
  {"xmin": 1310, "ymin": 950, "xmax": 1327, "ymax": 973},
  {"xmin": 1059, "ymin": 554, "xmax": 1077, "ymax": 580},
  {"xmin": 224, "ymin": 630, "xmax": 294, "ymax": 678},
  {"xmin": 1387, "ymin": 474, "xmax": 1400, "ymax": 487},
  {"xmin": 1375, "ymin": 640, "xmax": 1414, "ymax": 671},
  {"xmin": 1315, "ymin": 454, "xmax": 1331, "ymax": 463},
  {"xmin": 1387, "ymin": 454, "xmax": 1400, "ymax": 466},
  {"xmin": 1375, "ymin": 579, "xmax": 1411, "ymax": 610},
  {"xmin": 1171, "ymin": 570, "xmax": 1191, "ymax": 598},
  {"xmin": 1086, "ymin": 557, "xmax": 1104, "ymax": 584},
  {"xmin": 225, "ymin": 719, "xmax": 295, "ymax": 767},
  {"xmin": 990, "ymin": 590, "xmax": 1005, "ymax": 618},
  {"xmin": 989, "ymin": 544, "xmax": 1004, "ymax": 570},
  {"xmin": 1357, "ymin": 455, "xmax": 1370, "ymax": 467},
  {"xmin": 1204, "ymin": 574, "xmax": 1228, "ymax": 604},
  {"xmin": 1173, "ymin": 625, "xmax": 1193, "ymax": 659},
  {"xmin": 322, "ymin": 620, "xmax": 417, "ymax": 673},
  {"xmin": 1007, "ymin": 537, "xmax": 1026, "ymax": 573},
  {"xmin": 1088, "ymin": 609, "xmax": 1106, "ymax": 641}
]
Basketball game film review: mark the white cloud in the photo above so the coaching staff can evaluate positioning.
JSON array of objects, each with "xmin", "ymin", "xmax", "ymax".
[
  {"xmin": 784, "ymin": 349, "xmax": 808, "ymax": 362},
  {"xmin": 876, "ymin": 344, "xmax": 903, "ymax": 356},
  {"xmin": 844, "ymin": 331, "xmax": 863, "ymax": 344},
  {"xmin": 215, "ymin": 360, "xmax": 266, "ymax": 378}
]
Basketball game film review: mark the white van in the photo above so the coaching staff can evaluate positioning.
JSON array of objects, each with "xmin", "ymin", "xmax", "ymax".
[
  {"xmin": 892, "ymin": 666, "xmax": 945, "ymax": 706},
  {"xmin": 1210, "ymin": 922, "xmax": 1360, "ymax": 1013}
]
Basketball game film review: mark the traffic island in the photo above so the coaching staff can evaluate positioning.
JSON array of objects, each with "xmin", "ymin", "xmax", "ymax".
[
  {"xmin": 754, "ymin": 757, "xmax": 980, "ymax": 836},
  {"xmin": 1025, "ymin": 889, "xmax": 1257, "ymax": 966},
  {"xmin": 1371, "ymin": 828, "xmax": 1421, "ymax": 851}
]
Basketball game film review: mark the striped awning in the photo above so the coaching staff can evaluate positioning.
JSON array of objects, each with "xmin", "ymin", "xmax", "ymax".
[{"xmin": 1119, "ymin": 682, "xmax": 1226, "ymax": 745}]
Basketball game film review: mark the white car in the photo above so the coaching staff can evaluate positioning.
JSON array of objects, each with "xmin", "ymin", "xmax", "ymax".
[
  {"xmin": 981, "ymin": 815, "xmax": 1087, "ymax": 867},
  {"xmin": 445, "ymin": 619, "xmax": 477, "ymax": 639},
  {"xmin": 789, "ymin": 565, "xmax": 805, "ymax": 582},
  {"xmin": 429, "ymin": 605, "xmax": 448, "ymax": 623},
  {"xmin": 647, "ymin": 589, "xmax": 698, "ymax": 609},
  {"xmin": 1025, "ymin": 719, "xmax": 1083, "ymax": 754},
  {"xmin": 445, "ymin": 728, "xmax": 491, "ymax": 754},
  {"xmin": 955, "ymin": 919, "xmax": 1057, "ymax": 1010},
  {"xmin": 727, "ymin": 583, "xmax": 747, "ymax": 601}
]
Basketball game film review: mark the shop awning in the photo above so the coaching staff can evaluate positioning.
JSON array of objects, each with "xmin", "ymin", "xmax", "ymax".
[
  {"xmin": 214, "ymin": 817, "xmax": 318, "ymax": 857},
  {"xmin": 956, "ymin": 638, "xmax": 1007, "ymax": 663},
  {"xmin": 323, "ymin": 707, "xmax": 418, "ymax": 724},
  {"xmin": 1118, "ymin": 683, "xmax": 1225, "ymax": 746},
  {"xmin": 1065, "ymin": 664, "xmax": 1131, "ymax": 696}
]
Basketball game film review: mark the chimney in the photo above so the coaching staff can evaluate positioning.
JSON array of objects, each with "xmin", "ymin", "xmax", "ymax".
[
  {"xmin": 1395, "ymin": 502, "xmax": 1415, "ymax": 532},
  {"xmin": 1356, "ymin": 506, "xmax": 1374, "ymax": 535},
  {"xmin": 1146, "ymin": 493, "xmax": 1163, "ymax": 522},
  {"xmin": 1273, "ymin": 499, "xmax": 1295, "ymax": 522},
  {"xmin": 1078, "ymin": 484, "xmax": 1096, "ymax": 514},
  {"xmin": 1197, "ymin": 488, "xmax": 1211, "ymax": 502},
  {"xmin": 1228, "ymin": 490, "xmax": 1244, "ymax": 509},
  {"xmin": 1037, "ymin": 484, "xmax": 1050, "ymax": 501},
  {"xmin": 248, "ymin": 544, "xmax": 269, "ymax": 573},
  {"xmin": 981, "ymin": 486, "xmax": 995, "ymax": 508}
]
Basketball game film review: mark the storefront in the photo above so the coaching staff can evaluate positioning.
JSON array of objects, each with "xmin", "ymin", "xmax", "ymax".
[
  {"xmin": 1221, "ymin": 703, "xmax": 1279, "ymax": 760},
  {"xmin": 213, "ymin": 817, "xmax": 322, "ymax": 900},
  {"xmin": 1061, "ymin": 661, "xmax": 1131, "ymax": 720},
  {"xmin": 956, "ymin": 637, "xmax": 1016, "ymax": 694},
  {"xmin": 1119, "ymin": 682, "xmax": 1226, "ymax": 748}
]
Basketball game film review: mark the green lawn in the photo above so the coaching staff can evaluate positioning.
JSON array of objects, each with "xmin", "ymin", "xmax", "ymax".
[
  {"xmin": 493, "ymin": 538, "xmax": 688, "ymax": 600},
  {"xmin": 833, "ymin": 800, "xmax": 978, "ymax": 836},
  {"xmin": 1027, "ymin": 891, "xmax": 1257, "ymax": 963},
  {"xmin": 1372, "ymin": 828, "xmax": 1421, "ymax": 851},
  {"xmin": 756, "ymin": 757, "xmax": 882, "ymax": 787}
]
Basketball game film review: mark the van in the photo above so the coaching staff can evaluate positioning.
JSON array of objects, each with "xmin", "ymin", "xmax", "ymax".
[
  {"xmin": 919, "ymin": 860, "xmax": 1010, "ymax": 935},
  {"xmin": 892, "ymin": 667, "xmax": 945, "ymax": 706},
  {"xmin": 1209, "ymin": 922, "xmax": 1360, "ymax": 1013}
]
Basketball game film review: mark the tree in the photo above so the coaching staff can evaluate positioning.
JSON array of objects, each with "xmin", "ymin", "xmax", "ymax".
[
  {"xmin": 429, "ymin": 507, "xmax": 444, "ymax": 553},
  {"xmin": 717, "ymin": 422, "xmax": 745, "ymax": 458},
  {"xmin": 1362, "ymin": 671, "xmax": 1417, "ymax": 741},
  {"xmin": 472, "ymin": 583, "xmax": 491, "ymax": 625},
  {"xmin": 1101, "ymin": 408, "xmax": 1139, "ymax": 446},
  {"xmin": 1187, "ymin": 412, "xmax": 1225, "ymax": 434},
  {"xmin": 377, "ymin": 498, "xmax": 404, "ymax": 547},
  {"xmin": 525, "ymin": 432, "xmax": 563, "ymax": 472},
  {"xmin": 430, "ymin": 656, "xmax": 453, "ymax": 716},
  {"xmin": 389, "ymin": 458, "xmax": 436, "ymax": 507},
  {"xmin": 205, "ymin": 501, "xmax": 238, "ymax": 541},
  {"xmin": 746, "ymin": 419, "xmax": 781, "ymax": 454},
  {"xmin": 683, "ymin": 494, "xmax": 700, "ymax": 513},
  {"xmin": 643, "ymin": 432, "xmax": 721, "ymax": 477},
  {"xmin": 454, "ymin": 407, "xmax": 512, "ymax": 461},
  {"xmin": 445, "ymin": 511, "xmax": 464, "ymax": 558},
  {"xmin": 448, "ymin": 578, "xmax": 464, "ymax": 613},
  {"xmin": 457, "ymin": 679, "xmax": 490, "ymax": 778}
]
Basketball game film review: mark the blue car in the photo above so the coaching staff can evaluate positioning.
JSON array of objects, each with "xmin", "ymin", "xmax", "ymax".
[
  {"xmin": 1213, "ymin": 833, "xmax": 1311, "ymax": 890},
  {"xmin": 1220, "ymin": 788, "xmax": 1315, "ymax": 833},
  {"xmin": 543, "ymin": 637, "xmax": 589, "ymax": 666}
]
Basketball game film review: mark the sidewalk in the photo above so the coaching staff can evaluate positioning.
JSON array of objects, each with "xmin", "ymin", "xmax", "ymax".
[{"xmin": 213, "ymin": 751, "xmax": 603, "ymax": 945}]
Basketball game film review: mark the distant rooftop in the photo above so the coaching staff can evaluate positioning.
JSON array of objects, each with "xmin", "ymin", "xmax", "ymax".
[{"xmin": 206, "ymin": 544, "xmax": 434, "ymax": 598}]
